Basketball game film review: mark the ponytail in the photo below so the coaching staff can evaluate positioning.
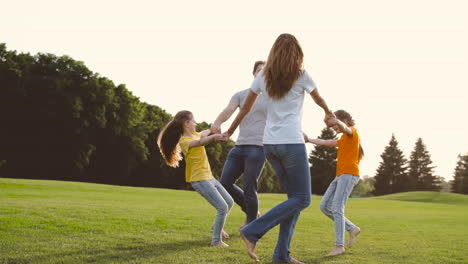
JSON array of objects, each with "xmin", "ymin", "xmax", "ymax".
[
  {"xmin": 359, "ymin": 142, "xmax": 364, "ymax": 161},
  {"xmin": 157, "ymin": 110, "xmax": 193, "ymax": 168}
]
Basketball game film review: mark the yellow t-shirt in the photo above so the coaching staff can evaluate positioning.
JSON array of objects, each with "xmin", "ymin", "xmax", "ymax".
[
  {"xmin": 336, "ymin": 126, "xmax": 360, "ymax": 177},
  {"xmin": 178, "ymin": 132, "xmax": 214, "ymax": 183}
]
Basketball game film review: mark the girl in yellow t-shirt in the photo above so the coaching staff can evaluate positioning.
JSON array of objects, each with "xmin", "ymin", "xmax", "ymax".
[
  {"xmin": 304, "ymin": 109, "xmax": 364, "ymax": 257},
  {"xmin": 157, "ymin": 110, "xmax": 234, "ymax": 247}
]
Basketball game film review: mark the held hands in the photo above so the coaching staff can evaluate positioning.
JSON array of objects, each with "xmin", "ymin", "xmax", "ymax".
[
  {"xmin": 324, "ymin": 111, "xmax": 337, "ymax": 127},
  {"xmin": 213, "ymin": 132, "xmax": 230, "ymax": 143},
  {"xmin": 211, "ymin": 123, "xmax": 222, "ymax": 134}
]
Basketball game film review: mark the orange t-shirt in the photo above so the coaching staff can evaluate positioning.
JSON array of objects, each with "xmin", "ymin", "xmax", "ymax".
[{"xmin": 336, "ymin": 126, "xmax": 360, "ymax": 177}]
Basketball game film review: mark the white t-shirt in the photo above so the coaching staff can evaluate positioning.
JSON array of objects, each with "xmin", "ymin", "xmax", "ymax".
[{"xmin": 250, "ymin": 70, "xmax": 316, "ymax": 144}]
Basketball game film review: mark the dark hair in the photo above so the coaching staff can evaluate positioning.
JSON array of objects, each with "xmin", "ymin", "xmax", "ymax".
[
  {"xmin": 252, "ymin": 60, "xmax": 265, "ymax": 75},
  {"xmin": 157, "ymin": 110, "xmax": 193, "ymax": 167},
  {"xmin": 334, "ymin": 109, "xmax": 364, "ymax": 161},
  {"xmin": 264, "ymin": 33, "xmax": 304, "ymax": 100}
]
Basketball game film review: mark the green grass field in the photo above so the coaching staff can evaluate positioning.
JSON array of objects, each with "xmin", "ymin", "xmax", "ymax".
[{"xmin": 1, "ymin": 178, "xmax": 467, "ymax": 264}]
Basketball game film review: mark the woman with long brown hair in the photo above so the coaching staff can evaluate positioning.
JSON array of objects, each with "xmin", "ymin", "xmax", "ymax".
[{"xmin": 224, "ymin": 34, "xmax": 334, "ymax": 263}]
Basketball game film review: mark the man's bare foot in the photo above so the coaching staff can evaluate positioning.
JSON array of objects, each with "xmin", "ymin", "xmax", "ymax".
[
  {"xmin": 239, "ymin": 231, "xmax": 259, "ymax": 261},
  {"xmin": 347, "ymin": 227, "xmax": 361, "ymax": 247},
  {"xmin": 273, "ymin": 257, "xmax": 305, "ymax": 263},
  {"xmin": 222, "ymin": 229, "xmax": 230, "ymax": 239},
  {"xmin": 326, "ymin": 246, "xmax": 345, "ymax": 256},
  {"xmin": 211, "ymin": 241, "xmax": 229, "ymax": 247}
]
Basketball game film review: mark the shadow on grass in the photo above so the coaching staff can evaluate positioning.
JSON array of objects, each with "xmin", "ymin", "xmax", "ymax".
[{"xmin": 2, "ymin": 238, "xmax": 209, "ymax": 263}]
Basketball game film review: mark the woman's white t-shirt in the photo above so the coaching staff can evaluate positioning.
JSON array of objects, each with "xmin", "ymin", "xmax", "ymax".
[{"xmin": 250, "ymin": 70, "xmax": 316, "ymax": 144}]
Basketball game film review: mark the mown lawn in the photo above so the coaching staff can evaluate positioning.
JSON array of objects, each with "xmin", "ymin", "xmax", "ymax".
[{"xmin": 1, "ymin": 178, "xmax": 467, "ymax": 264}]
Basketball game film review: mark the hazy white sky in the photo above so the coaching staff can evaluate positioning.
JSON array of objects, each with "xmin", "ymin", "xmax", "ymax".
[{"xmin": 1, "ymin": 0, "xmax": 467, "ymax": 180}]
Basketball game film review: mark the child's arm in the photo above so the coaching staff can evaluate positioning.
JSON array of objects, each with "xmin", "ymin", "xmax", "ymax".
[
  {"xmin": 303, "ymin": 132, "xmax": 337, "ymax": 146},
  {"xmin": 199, "ymin": 128, "xmax": 212, "ymax": 138},
  {"xmin": 329, "ymin": 118, "xmax": 353, "ymax": 137},
  {"xmin": 189, "ymin": 133, "xmax": 222, "ymax": 148}
]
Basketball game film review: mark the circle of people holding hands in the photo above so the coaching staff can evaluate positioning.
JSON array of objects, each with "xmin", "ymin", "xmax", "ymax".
[{"xmin": 158, "ymin": 33, "xmax": 364, "ymax": 263}]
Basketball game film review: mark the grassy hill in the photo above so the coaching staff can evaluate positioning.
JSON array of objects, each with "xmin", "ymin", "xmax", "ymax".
[
  {"xmin": 0, "ymin": 178, "xmax": 467, "ymax": 264},
  {"xmin": 374, "ymin": 191, "xmax": 468, "ymax": 205}
]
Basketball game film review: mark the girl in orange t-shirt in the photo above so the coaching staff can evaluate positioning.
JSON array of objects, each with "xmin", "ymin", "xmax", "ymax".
[{"xmin": 304, "ymin": 109, "xmax": 364, "ymax": 257}]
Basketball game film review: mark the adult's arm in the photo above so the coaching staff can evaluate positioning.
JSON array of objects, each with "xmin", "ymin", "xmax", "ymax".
[
  {"xmin": 225, "ymin": 90, "xmax": 258, "ymax": 137},
  {"xmin": 211, "ymin": 102, "xmax": 238, "ymax": 134}
]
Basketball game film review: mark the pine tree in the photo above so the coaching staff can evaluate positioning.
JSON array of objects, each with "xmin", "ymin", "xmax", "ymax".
[
  {"xmin": 407, "ymin": 138, "xmax": 441, "ymax": 191},
  {"xmin": 451, "ymin": 154, "xmax": 468, "ymax": 194},
  {"xmin": 309, "ymin": 128, "xmax": 337, "ymax": 195},
  {"xmin": 373, "ymin": 134, "xmax": 408, "ymax": 195}
]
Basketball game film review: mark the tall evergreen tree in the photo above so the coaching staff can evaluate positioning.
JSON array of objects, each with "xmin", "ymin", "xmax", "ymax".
[
  {"xmin": 373, "ymin": 134, "xmax": 408, "ymax": 195},
  {"xmin": 451, "ymin": 154, "xmax": 468, "ymax": 194},
  {"xmin": 309, "ymin": 128, "xmax": 337, "ymax": 195},
  {"xmin": 407, "ymin": 138, "xmax": 441, "ymax": 191}
]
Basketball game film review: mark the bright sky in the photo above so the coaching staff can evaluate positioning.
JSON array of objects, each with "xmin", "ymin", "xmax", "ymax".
[{"xmin": 2, "ymin": 0, "xmax": 467, "ymax": 181}]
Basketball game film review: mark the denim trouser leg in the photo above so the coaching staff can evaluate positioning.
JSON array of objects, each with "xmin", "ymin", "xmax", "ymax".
[
  {"xmin": 220, "ymin": 145, "xmax": 266, "ymax": 223},
  {"xmin": 191, "ymin": 179, "xmax": 234, "ymax": 243},
  {"xmin": 319, "ymin": 174, "xmax": 359, "ymax": 246},
  {"xmin": 241, "ymin": 144, "xmax": 311, "ymax": 262}
]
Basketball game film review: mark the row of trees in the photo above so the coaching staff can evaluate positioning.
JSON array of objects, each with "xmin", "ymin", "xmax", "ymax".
[
  {"xmin": 1, "ymin": 44, "xmax": 467, "ymax": 195},
  {"xmin": 0, "ymin": 44, "xmax": 282, "ymax": 192},
  {"xmin": 307, "ymin": 128, "xmax": 468, "ymax": 196}
]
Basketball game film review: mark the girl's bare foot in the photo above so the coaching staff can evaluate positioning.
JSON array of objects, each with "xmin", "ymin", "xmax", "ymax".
[
  {"xmin": 326, "ymin": 245, "xmax": 345, "ymax": 256},
  {"xmin": 222, "ymin": 229, "xmax": 230, "ymax": 239},
  {"xmin": 347, "ymin": 227, "xmax": 361, "ymax": 247},
  {"xmin": 239, "ymin": 231, "xmax": 259, "ymax": 261},
  {"xmin": 211, "ymin": 241, "xmax": 229, "ymax": 247}
]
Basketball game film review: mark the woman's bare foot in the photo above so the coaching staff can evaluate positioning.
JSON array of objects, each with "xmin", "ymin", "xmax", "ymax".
[
  {"xmin": 326, "ymin": 246, "xmax": 345, "ymax": 256},
  {"xmin": 222, "ymin": 229, "xmax": 230, "ymax": 239},
  {"xmin": 211, "ymin": 241, "xmax": 229, "ymax": 247},
  {"xmin": 239, "ymin": 231, "xmax": 259, "ymax": 261},
  {"xmin": 347, "ymin": 227, "xmax": 361, "ymax": 247}
]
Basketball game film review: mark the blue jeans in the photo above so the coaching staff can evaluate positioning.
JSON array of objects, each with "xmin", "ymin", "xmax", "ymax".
[
  {"xmin": 220, "ymin": 145, "xmax": 266, "ymax": 223},
  {"xmin": 191, "ymin": 179, "xmax": 234, "ymax": 243},
  {"xmin": 320, "ymin": 174, "xmax": 360, "ymax": 246},
  {"xmin": 240, "ymin": 144, "xmax": 311, "ymax": 262}
]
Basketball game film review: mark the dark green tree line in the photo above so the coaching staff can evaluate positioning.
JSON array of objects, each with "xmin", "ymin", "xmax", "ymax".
[
  {"xmin": 0, "ymin": 44, "xmax": 283, "ymax": 192},
  {"xmin": 308, "ymin": 128, "xmax": 337, "ymax": 195},
  {"xmin": 451, "ymin": 154, "xmax": 468, "ymax": 194}
]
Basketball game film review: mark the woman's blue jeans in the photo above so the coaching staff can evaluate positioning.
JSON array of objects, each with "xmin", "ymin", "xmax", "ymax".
[{"xmin": 240, "ymin": 144, "xmax": 311, "ymax": 262}]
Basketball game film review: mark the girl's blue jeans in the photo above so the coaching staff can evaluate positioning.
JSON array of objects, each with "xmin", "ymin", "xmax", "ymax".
[
  {"xmin": 320, "ymin": 173, "xmax": 360, "ymax": 246},
  {"xmin": 191, "ymin": 179, "xmax": 234, "ymax": 243}
]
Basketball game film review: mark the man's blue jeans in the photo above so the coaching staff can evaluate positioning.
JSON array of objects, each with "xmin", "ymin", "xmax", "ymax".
[
  {"xmin": 220, "ymin": 145, "xmax": 266, "ymax": 223},
  {"xmin": 240, "ymin": 144, "xmax": 311, "ymax": 262}
]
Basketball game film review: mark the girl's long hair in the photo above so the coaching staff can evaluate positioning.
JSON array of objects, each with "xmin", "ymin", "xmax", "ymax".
[
  {"xmin": 334, "ymin": 110, "xmax": 365, "ymax": 161},
  {"xmin": 157, "ymin": 110, "xmax": 193, "ymax": 168},
  {"xmin": 264, "ymin": 33, "xmax": 304, "ymax": 100}
]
